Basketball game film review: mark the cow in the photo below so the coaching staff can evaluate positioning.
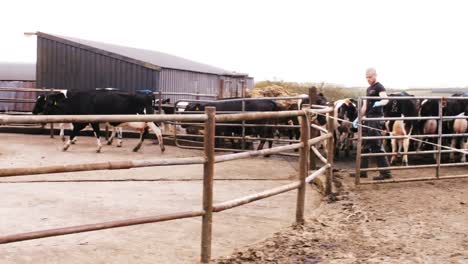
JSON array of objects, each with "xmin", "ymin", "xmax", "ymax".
[
  {"xmin": 418, "ymin": 98, "xmax": 441, "ymax": 161},
  {"xmin": 284, "ymin": 93, "xmax": 329, "ymax": 144},
  {"xmin": 443, "ymin": 93, "xmax": 468, "ymax": 162},
  {"xmin": 33, "ymin": 91, "xmax": 76, "ymax": 142},
  {"xmin": 184, "ymin": 99, "xmax": 279, "ymax": 151},
  {"xmin": 39, "ymin": 90, "xmax": 165, "ymax": 153},
  {"xmin": 333, "ymin": 98, "xmax": 358, "ymax": 158},
  {"xmin": 383, "ymin": 92, "xmax": 418, "ymax": 166}
]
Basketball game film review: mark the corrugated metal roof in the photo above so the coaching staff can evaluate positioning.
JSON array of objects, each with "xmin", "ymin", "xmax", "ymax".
[
  {"xmin": 36, "ymin": 32, "xmax": 248, "ymax": 77},
  {"xmin": 0, "ymin": 62, "xmax": 36, "ymax": 81}
]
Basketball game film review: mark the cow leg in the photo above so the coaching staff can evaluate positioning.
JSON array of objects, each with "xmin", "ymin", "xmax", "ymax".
[
  {"xmin": 450, "ymin": 137, "xmax": 457, "ymax": 162},
  {"xmin": 257, "ymin": 139, "xmax": 266, "ymax": 151},
  {"xmin": 345, "ymin": 133, "xmax": 353, "ymax": 157},
  {"xmin": 107, "ymin": 125, "xmax": 116, "ymax": 145},
  {"xmin": 133, "ymin": 127, "xmax": 149, "ymax": 152},
  {"xmin": 116, "ymin": 127, "xmax": 123, "ymax": 147},
  {"xmin": 147, "ymin": 122, "xmax": 165, "ymax": 152},
  {"xmin": 64, "ymin": 123, "xmax": 84, "ymax": 151},
  {"xmin": 390, "ymin": 138, "xmax": 397, "ymax": 165},
  {"xmin": 462, "ymin": 138, "xmax": 467, "ymax": 163},
  {"xmin": 59, "ymin": 123, "xmax": 66, "ymax": 142},
  {"xmin": 403, "ymin": 137, "xmax": 410, "ymax": 166},
  {"xmin": 69, "ymin": 124, "xmax": 78, "ymax": 144},
  {"xmin": 90, "ymin": 123, "xmax": 102, "ymax": 153}
]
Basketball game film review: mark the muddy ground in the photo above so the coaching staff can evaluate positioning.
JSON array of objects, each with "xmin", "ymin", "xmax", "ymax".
[
  {"xmin": 214, "ymin": 155, "xmax": 468, "ymax": 264},
  {"xmin": 0, "ymin": 133, "xmax": 321, "ymax": 264},
  {"xmin": 1, "ymin": 133, "xmax": 467, "ymax": 263}
]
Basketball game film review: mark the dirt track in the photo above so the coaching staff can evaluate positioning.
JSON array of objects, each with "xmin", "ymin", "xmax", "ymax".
[
  {"xmin": 0, "ymin": 133, "xmax": 321, "ymax": 263},
  {"xmin": 215, "ymin": 167, "xmax": 468, "ymax": 263}
]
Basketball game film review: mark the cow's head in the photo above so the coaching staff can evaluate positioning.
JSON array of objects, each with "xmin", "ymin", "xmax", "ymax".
[
  {"xmin": 315, "ymin": 93, "xmax": 329, "ymax": 126},
  {"xmin": 32, "ymin": 94, "xmax": 47, "ymax": 115},
  {"xmin": 43, "ymin": 93, "xmax": 67, "ymax": 115},
  {"xmin": 185, "ymin": 102, "xmax": 205, "ymax": 112}
]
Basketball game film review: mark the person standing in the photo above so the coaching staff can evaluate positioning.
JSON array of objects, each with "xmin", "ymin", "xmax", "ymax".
[{"xmin": 354, "ymin": 68, "xmax": 392, "ymax": 180}]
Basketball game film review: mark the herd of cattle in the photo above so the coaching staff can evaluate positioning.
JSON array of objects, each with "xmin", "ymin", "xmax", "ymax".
[{"xmin": 31, "ymin": 89, "xmax": 467, "ymax": 165}]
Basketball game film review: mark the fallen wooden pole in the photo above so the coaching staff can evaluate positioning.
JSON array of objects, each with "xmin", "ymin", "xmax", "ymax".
[{"xmin": 0, "ymin": 210, "xmax": 205, "ymax": 244}]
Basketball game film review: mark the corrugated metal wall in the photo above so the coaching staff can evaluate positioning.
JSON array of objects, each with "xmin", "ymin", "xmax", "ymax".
[
  {"xmin": 37, "ymin": 37, "xmax": 160, "ymax": 92},
  {"xmin": 160, "ymin": 69, "xmax": 220, "ymax": 102},
  {"xmin": 159, "ymin": 69, "xmax": 255, "ymax": 102},
  {"xmin": 0, "ymin": 81, "xmax": 37, "ymax": 112}
]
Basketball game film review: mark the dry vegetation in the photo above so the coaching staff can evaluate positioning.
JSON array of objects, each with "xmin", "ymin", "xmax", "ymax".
[{"xmin": 250, "ymin": 81, "xmax": 365, "ymax": 102}]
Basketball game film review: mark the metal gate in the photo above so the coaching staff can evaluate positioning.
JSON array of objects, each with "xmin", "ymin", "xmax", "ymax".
[{"xmin": 355, "ymin": 95, "xmax": 468, "ymax": 184}]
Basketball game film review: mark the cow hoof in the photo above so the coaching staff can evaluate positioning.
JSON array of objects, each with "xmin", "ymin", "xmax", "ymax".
[
  {"xmin": 117, "ymin": 144, "xmax": 122, "ymax": 148},
  {"xmin": 61, "ymin": 137, "xmax": 66, "ymax": 142},
  {"xmin": 132, "ymin": 147, "xmax": 140, "ymax": 152},
  {"xmin": 96, "ymin": 149, "xmax": 101, "ymax": 153},
  {"xmin": 161, "ymin": 146, "xmax": 166, "ymax": 152},
  {"xmin": 107, "ymin": 141, "xmax": 112, "ymax": 145},
  {"xmin": 62, "ymin": 146, "xmax": 69, "ymax": 152}
]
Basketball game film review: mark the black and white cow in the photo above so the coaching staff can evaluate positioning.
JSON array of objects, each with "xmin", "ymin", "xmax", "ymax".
[
  {"xmin": 383, "ymin": 92, "xmax": 418, "ymax": 165},
  {"xmin": 283, "ymin": 93, "xmax": 329, "ymax": 144},
  {"xmin": 333, "ymin": 98, "xmax": 358, "ymax": 157},
  {"xmin": 184, "ymin": 99, "xmax": 279, "ymax": 151},
  {"xmin": 39, "ymin": 90, "xmax": 164, "ymax": 153},
  {"xmin": 443, "ymin": 93, "xmax": 468, "ymax": 162},
  {"xmin": 418, "ymin": 98, "xmax": 443, "ymax": 161},
  {"xmin": 33, "ymin": 90, "xmax": 77, "ymax": 142}
]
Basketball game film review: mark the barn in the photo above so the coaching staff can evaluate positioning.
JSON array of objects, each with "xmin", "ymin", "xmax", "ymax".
[
  {"xmin": 0, "ymin": 62, "xmax": 36, "ymax": 112},
  {"xmin": 34, "ymin": 32, "xmax": 253, "ymax": 102}
]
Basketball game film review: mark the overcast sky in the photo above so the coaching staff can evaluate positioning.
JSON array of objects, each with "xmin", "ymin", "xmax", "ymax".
[{"xmin": 1, "ymin": 0, "xmax": 467, "ymax": 88}]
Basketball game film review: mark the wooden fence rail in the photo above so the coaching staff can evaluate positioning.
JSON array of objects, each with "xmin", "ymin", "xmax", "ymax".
[{"xmin": 0, "ymin": 93, "xmax": 335, "ymax": 263}]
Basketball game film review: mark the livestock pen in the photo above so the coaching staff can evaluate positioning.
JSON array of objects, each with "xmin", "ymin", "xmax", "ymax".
[
  {"xmin": 0, "ymin": 104, "xmax": 334, "ymax": 263},
  {"xmin": 354, "ymin": 95, "xmax": 468, "ymax": 184}
]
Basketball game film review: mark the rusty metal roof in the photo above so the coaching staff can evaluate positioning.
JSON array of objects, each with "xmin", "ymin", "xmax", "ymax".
[
  {"xmin": 0, "ymin": 62, "xmax": 35, "ymax": 81},
  {"xmin": 35, "ymin": 32, "xmax": 248, "ymax": 77}
]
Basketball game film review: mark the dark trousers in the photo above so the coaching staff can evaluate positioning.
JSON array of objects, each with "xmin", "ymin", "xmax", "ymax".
[{"xmin": 361, "ymin": 119, "xmax": 391, "ymax": 175}]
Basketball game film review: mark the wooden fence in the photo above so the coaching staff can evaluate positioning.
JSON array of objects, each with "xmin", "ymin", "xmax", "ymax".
[{"xmin": 0, "ymin": 106, "xmax": 334, "ymax": 263}]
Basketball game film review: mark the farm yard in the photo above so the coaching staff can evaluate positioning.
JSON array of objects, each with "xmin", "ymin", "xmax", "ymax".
[
  {"xmin": 0, "ymin": 133, "xmax": 321, "ymax": 263},
  {"xmin": 0, "ymin": 130, "xmax": 467, "ymax": 263},
  {"xmin": 215, "ymin": 170, "xmax": 468, "ymax": 263},
  {"xmin": 0, "ymin": 24, "xmax": 467, "ymax": 264}
]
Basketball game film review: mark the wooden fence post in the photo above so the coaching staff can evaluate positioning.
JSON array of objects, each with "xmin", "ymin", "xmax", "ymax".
[
  {"xmin": 308, "ymin": 87, "xmax": 317, "ymax": 169},
  {"xmin": 201, "ymin": 106, "xmax": 216, "ymax": 263},
  {"xmin": 325, "ymin": 109, "xmax": 335, "ymax": 195},
  {"xmin": 50, "ymin": 123, "xmax": 54, "ymax": 138},
  {"xmin": 296, "ymin": 109, "xmax": 310, "ymax": 224},
  {"xmin": 158, "ymin": 90, "xmax": 163, "ymax": 115}
]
